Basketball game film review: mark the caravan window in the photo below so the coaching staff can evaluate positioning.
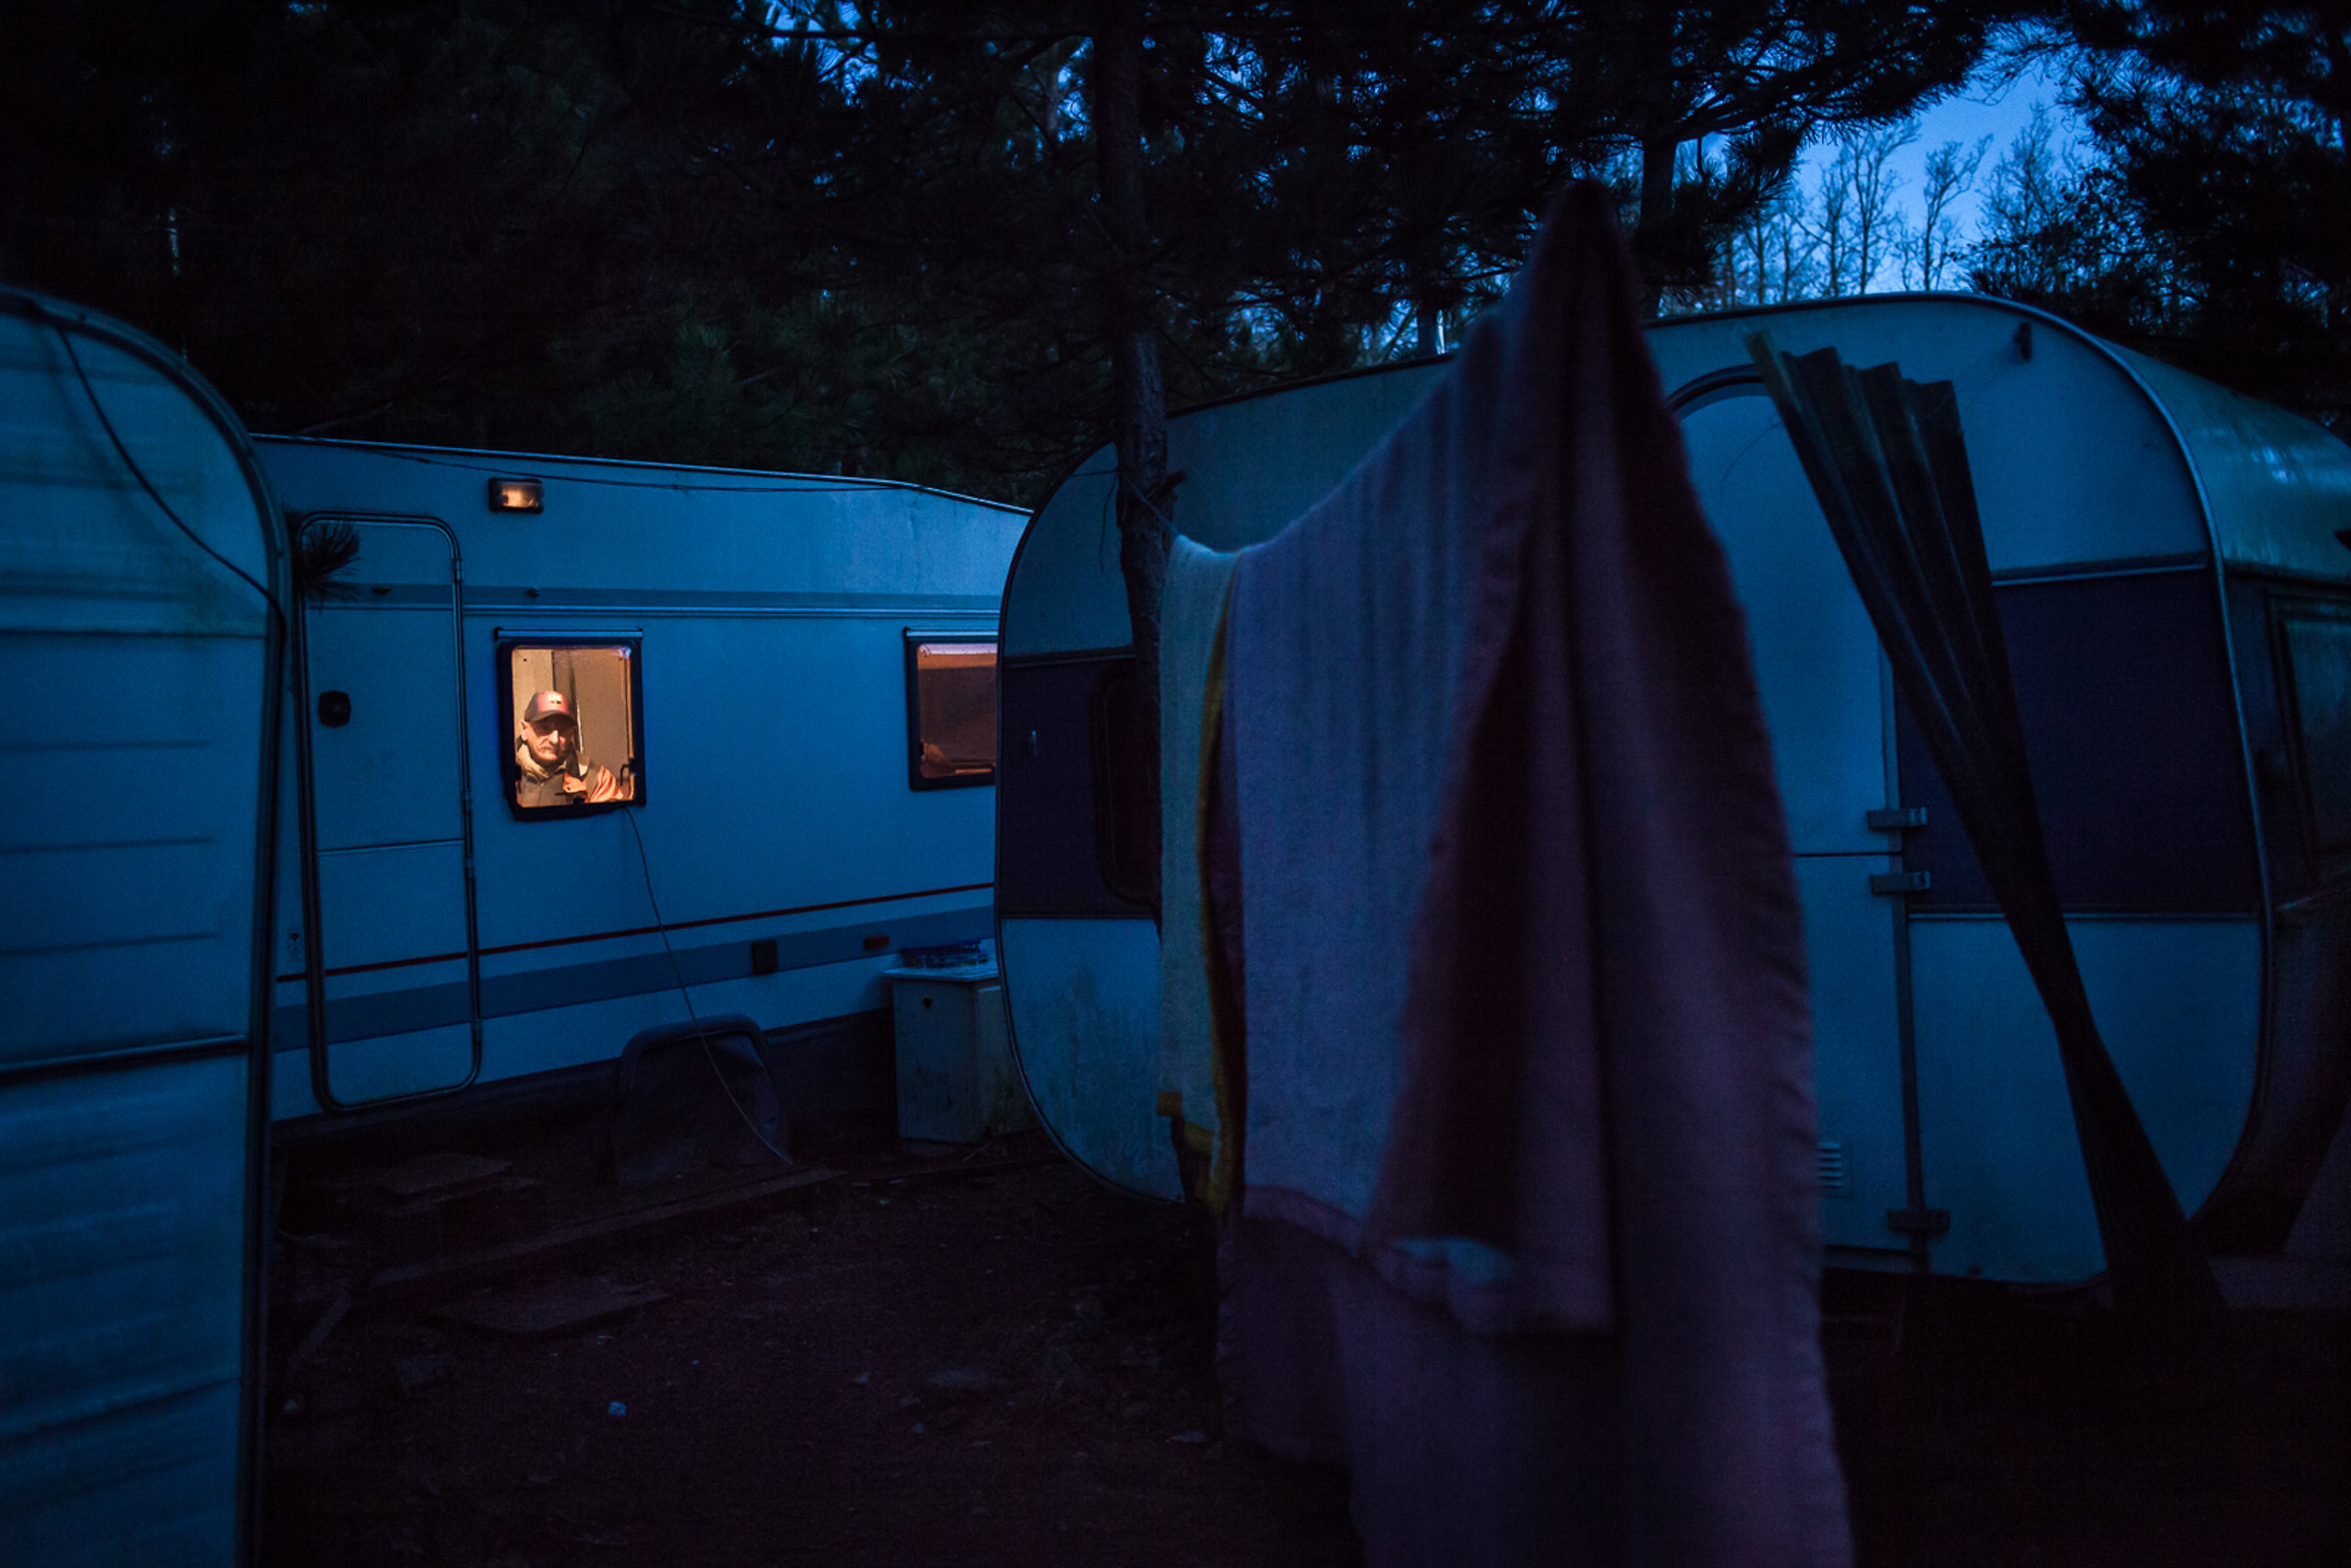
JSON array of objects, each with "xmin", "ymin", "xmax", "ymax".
[
  {"xmin": 906, "ymin": 636, "xmax": 997, "ymax": 789},
  {"xmin": 2282, "ymin": 613, "xmax": 2351, "ymax": 861},
  {"xmin": 501, "ymin": 641, "xmax": 644, "ymax": 815}
]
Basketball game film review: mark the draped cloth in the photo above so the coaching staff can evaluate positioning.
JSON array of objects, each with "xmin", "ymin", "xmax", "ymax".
[
  {"xmin": 1213, "ymin": 181, "xmax": 1850, "ymax": 1565},
  {"xmin": 1157, "ymin": 534, "xmax": 1240, "ymax": 1208}
]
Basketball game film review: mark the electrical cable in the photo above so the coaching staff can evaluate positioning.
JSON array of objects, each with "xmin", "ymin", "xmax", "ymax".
[
  {"xmin": 620, "ymin": 806, "xmax": 795, "ymax": 1167},
  {"xmin": 46, "ymin": 310, "xmax": 284, "ymax": 621}
]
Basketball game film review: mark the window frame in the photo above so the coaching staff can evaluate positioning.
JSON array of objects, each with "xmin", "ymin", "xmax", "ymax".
[
  {"xmin": 496, "ymin": 634, "xmax": 648, "ymax": 820},
  {"xmin": 2276, "ymin": 599, "xmax": 2351, "ymax": 876},
  {"xmin": 903, "ymin": 629, "xmax": 1000, "ymax": 792}
]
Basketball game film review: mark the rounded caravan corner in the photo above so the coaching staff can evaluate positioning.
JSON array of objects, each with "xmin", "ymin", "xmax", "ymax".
[
  {"xmin": 992, "ymin": 435, "xmax": 1145, "ymax": 1200},
  {"xmin": 250, "ymin": 436, "xmax": 1022, "ymax": 1135},
  {"xmin": 0, "ymin": 285, "xmax": 291, "ymax": 1566},
  {"xmin": 996, "ymin": 361, "xmax": 1452, "ymax": 1203},
  {"xmin": 2084, "ymin": 333, "xmax": 2351, "ymax": 1262},
  {"xmin": 0, "ymin": 288, "xmax": 291, "ymax": 602}
]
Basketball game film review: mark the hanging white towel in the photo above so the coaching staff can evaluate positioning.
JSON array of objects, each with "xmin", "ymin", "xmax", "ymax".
[{"xmin": 1155, "ymin": 533, "xmax": 1238, "ymax": 1194}]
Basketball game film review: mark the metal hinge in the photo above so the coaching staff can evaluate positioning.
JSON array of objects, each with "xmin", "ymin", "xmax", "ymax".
[
  {"xmin": 1886, "ymin": 1206, "xmax": 1950, "ymax": 1238},
  {"xmin": 1866, "ymin": 806, "xmax": 1927, "ymax": 831},
  {"xmin": 1869, "ymin": 870, "xmax": 1931, "ymax": 895}
]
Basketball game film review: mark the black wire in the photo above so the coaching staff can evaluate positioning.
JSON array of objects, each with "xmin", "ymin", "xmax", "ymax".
[
  {"xmin": 620, "ymin": 807, "xmax": 795, "ymax": 1167},
  {"xmin": 47, "ymin": 312, "xmax": 284, "ymax": 621}
]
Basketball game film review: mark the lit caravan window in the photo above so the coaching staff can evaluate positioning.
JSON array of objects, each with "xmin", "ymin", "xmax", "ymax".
[
  {"xmin": 2285, "ymin": 614, "xmax": 2351, "ymax": 862},
  {"xmin": 906, "ymin": 636, "xmax": 998, "ymax": 790},
  {"xmin": 502, "ymin": 641, "xmax": 644, "ymax": 815}
]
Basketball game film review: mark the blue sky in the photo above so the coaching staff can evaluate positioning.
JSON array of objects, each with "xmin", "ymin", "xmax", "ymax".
[{"xmin": 1789, "ymin": 48, "xmax": 2088, "ymax": 282}]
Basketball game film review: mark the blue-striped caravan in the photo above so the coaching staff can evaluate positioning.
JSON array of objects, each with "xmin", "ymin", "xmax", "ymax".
[{"xmin": 251, "ymin": 437, "xmax": 1026, "ymax": 1127}]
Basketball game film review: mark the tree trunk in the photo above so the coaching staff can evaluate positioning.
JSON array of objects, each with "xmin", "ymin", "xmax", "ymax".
[
  {"xmin": 1635, "ymin": 128, "xmax": 1679, "ymax": 317},
  {"xmin": 1096, "ymin": 0, "xmax": 1171, "ymax": 913}
]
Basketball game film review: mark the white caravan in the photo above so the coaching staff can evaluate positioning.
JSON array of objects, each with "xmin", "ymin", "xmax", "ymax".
[{"xmin": 997, "ymin": 294, "xmax": 2351, "ymax": 1301}]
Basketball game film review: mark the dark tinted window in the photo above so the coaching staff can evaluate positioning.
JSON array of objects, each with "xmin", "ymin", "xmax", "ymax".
[
  {"xmin": 1898, "ymin": 569, "xmax": 2257, "ymax": 911},
  {"xmin": 1090, "ymin": 661, "xmax": 1157, "ymax": 908},
  {"xmin": 995, "ymin": 654, "xmax": 1156, "ymax": 918},
  {"xmin": 2281, "ymin": 613, "xmax": 2351, "ymax": 860}
]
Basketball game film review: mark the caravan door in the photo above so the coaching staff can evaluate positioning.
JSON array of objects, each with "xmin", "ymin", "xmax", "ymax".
[
  {"xmin": 1672, "ymin": 378, "xmax": 1914, "ymax": 1265},
  {"xmin": 294, "ymin": 515, "xmax": 481, "ymax": 1108}
]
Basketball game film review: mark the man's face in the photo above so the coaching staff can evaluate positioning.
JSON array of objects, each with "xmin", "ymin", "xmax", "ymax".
[{"xmin": 524, "ymin": 714, "xmax": 576, "ymax": 767}]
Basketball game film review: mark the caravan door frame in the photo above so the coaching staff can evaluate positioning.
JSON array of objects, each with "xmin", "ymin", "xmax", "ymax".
[{"xmin": 288, "ymin": 510, "xmax": 485, "ymax": 1112}]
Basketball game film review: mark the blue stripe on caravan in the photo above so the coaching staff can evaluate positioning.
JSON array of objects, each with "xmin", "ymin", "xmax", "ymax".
[
  {"xmin": 326, "ymin": 584, "xmax": 1000, "ymax": 611},
  {"xmin": 272, "ymin": 906, "xmax": 991, "ymax": 1050}
]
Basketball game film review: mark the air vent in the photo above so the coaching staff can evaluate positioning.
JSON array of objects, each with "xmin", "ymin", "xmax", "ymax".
[{"xmin": 1817, "ymin": 1139, "xmax": 1853, "ymax": 1197}]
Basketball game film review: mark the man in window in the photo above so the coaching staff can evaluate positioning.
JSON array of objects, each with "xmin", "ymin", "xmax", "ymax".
[{"xmin": 514, "ymin": 689, "xmax": 629, "ymax": 807}]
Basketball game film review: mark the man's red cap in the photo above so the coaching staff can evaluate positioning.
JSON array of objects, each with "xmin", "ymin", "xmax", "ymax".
[{"xmin": 522, "ymin": 690, "xmax": 577, "ymax": 726}]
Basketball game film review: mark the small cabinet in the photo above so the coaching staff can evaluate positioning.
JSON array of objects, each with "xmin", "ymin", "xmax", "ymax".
[{"xmin": 887, "ymin": 957, "xmax": 1033, "ymax": 1145}]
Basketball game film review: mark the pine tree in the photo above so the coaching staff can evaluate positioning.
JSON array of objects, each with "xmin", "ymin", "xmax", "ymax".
[{"xmin": 1984, "ymin": 3, "xmax": 2351, "ymax": 424}]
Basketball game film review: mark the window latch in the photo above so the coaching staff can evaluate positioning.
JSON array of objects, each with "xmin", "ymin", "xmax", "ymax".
[{"xmin": 1866, "ymin": 806, "xmax": 1927, "ymax": 831}]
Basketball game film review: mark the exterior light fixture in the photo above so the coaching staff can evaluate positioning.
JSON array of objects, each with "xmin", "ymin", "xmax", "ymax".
[{"xmin": 488, "ymin": 477, "xmax": 544, "ymax": 513}]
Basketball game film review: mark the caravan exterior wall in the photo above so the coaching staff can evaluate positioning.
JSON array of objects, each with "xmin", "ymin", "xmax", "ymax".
[
  {"xmin": 252, "ymin": 438, "xmax": 1026, "ymax": 1123},
  {"xmin": 1, "ymin": 291, "xmax": 285, "ymax": 1563},
  {"xmin": 996, "ymin": 293, "xmax": 2351, "ymax": 1296}
]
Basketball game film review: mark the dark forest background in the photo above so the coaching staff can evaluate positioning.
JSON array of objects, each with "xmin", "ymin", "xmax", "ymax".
[{"xmin": 7, "ymin": 1, "xmax": 2347, "ymax": 507}]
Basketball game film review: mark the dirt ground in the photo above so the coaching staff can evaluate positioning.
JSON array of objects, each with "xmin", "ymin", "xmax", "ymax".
[
  {"xmin": 263, "ymin": 1130, "xmax": 1358, "ymax": 1568},
  {"xmin": 1827, "ymin": 1277, "xmax": 2350, "ymax": 1567},
  {"xmin": 262, "ymin": 1127, "xmax": 2348, "ymax": 1568}
]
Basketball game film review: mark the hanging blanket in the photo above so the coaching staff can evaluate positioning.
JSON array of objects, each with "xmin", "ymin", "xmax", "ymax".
[
  {"xmin": 1156, "ymin": 534, "xmax": 1239, "ymax": 1207},
  {"xmin": 1218, "ymin": 179, "xmax": 1848, "ymax": 1564}
]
